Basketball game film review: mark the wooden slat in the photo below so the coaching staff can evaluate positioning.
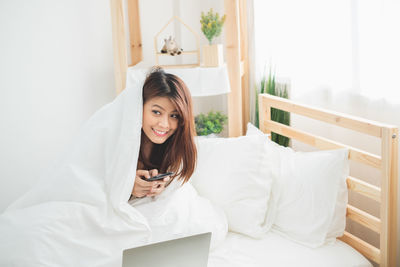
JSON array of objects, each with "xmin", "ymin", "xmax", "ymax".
[
  {"xmin": 260, "ymin": 94, "xmax": 391, "ymax": 138},
  {"xmin": 381, "ymin": 128, "xmax": 390, "ymax": 267},
  {"xmin": 127, "ymin": 0, "xmax": 142, "ymax": 66},
  {"xmin": 110, "ymin": 0, "xmax": 128, "ymax": 94},
  {"xmin": 339, "ymin": 231, "xmax": 380, "ymax": 264},
  {"xmin": 239, "ymin": 0, "xmax": 250, "ymax": 134},
  {"xmin": 346, "ymin": 176, "xmax": 381, "ymax": 202},
  {"xmin": 346, "ymin": 204, "xmax": 381, "ymax": 233},
  {"xmin": 263, "ymin": 120, "xmax": 382, "ymax": 168},
  {"xmin": 225, "ymin": 0, "xmax": 243, "ymax": 137},
  {"xmin": 239, "ymin": 61, "xmax": 245, "ymax": 78},
  {"xmin": 380, "ymin": 128, "xmax": 398, "ymax": 267}
]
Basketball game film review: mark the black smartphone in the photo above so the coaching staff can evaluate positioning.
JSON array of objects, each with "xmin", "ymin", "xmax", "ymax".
[{"xmin": 141, "ymin": 172, "xmax": 174, "ymax": 182}]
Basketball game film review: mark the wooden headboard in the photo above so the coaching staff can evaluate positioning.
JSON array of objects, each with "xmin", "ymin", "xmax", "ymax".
[{"xmin": 259, "ymin": 93, "xmax": 398, "ymax": 267}]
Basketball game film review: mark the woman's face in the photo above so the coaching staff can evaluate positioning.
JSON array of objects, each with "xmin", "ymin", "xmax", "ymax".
[{"xmin": 142, "ymin": 96, "xmax": 179, "ymax": 144}]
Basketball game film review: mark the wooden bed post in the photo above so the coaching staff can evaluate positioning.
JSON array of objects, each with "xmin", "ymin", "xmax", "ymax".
[
  {"xmin": 238, "ymin": 0, "xmax": 250, "ymax": 134},
  {"xmin": 258, "ymin": 94, "xmax": 271, "ymax": 135},
  {"xmin": 380, "ymin": 127, "xmax": 398, "ymax": 267},
  {"xmin": 224, "ymin": 0, "xmax": 243, "ymax": 137},
  {"xmin": 110, "ymin": 0, "xmax": 128, "ymax": 95},
  {"xmin": 127, "ymin": 0, "xmax": 142, "ymax": 66}
]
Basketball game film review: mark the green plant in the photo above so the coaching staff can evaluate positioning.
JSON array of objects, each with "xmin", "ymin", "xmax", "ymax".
[
  {"xmin": 255, "ymin": 68, "xmax": 290, "ymax": 147},
  {"xmin": 200, "ymin": 9, "xmax": 226, "ymax": 45},
  {"xmin": 195, "ymin": 111, "xmax": 228, "ymax": 136}
]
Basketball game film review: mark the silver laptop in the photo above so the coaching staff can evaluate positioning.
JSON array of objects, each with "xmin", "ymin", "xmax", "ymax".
[{"xmin": 122, "ymin": 232, "xmax": 212, "ymax": 267}]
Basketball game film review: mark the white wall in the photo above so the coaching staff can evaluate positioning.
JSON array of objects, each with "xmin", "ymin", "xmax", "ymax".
[{"xmin": 0, "ymin": 0, "xmax": 116, "ymax": 212}]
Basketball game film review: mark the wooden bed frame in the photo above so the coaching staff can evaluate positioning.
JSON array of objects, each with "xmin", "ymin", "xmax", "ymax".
[
  {"xmin": 109, "ymin": 0, "xmax": 398, "ymax": 266},
  {"xmin": 259, "ymin": 94, "xmax": 398, "ymax": 266}
]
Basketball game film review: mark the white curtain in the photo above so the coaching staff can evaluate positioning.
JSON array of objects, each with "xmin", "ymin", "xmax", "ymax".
[
  {"xmin": 356, "ymin": 0, "xmax": 400, "ymax": 100},
  {"xmin": 252, "ymin": 0, "xmax": 400, "ymax": 101}
]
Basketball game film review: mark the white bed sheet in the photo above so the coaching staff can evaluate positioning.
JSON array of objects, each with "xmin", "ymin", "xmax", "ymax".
[{"xmin": 208, "ymin": 232, "xmax": 372, "ymax": 267}]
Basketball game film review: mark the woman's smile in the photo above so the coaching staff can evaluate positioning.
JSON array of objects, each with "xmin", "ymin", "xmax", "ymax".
[{"xmin": 152, "ymin": 128, "xmax": 169, "ymax": 137}]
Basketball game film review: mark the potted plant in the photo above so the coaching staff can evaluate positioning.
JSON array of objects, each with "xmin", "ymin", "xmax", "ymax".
[
  {"xmin": 195, "ymin": 111, "xmax": 228, "ymax": 137},
  {"xmin": 200, "ymin": 9, "xmax": 226, "ymax": 67},
  {"xmin": 255, "ymin": 67, "xmax": 291, "ymax": 147}
]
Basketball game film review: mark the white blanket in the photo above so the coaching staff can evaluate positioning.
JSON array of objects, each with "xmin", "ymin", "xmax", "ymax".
[
  {"xmin": 0, "ymin": 71, "xmax": 227, "ymax": 266},
  {"xmin": 132, "ymin": 180, "xmax": 227, "ymax": 249}
]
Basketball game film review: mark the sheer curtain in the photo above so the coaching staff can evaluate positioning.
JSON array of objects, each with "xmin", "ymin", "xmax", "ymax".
[
  {"xmin": 253, "ymin": 0, "xmax": 400, "ymax": 101},
  {"xmin": 357, "ymin": 0, "xmax": 400, "ymax": 100}
]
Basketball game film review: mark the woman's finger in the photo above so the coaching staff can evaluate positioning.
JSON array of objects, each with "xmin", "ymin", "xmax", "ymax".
[
  {"xmin": 151, "ymin": 180, "xmax": 166, "ymax": 189},
  {"xmin": 136, "ymin": 169, "xmax": 150, "ymax": 179},
  {"xmin": 147, "ymin": 183, "xmax": 165, "ymax": 196},
  {"xmin": 132, "ymin": 170, "xmax": 153, "ymax": 197},
  {"xmin": 149, "ymin": 169, "xmax": 158, "ymax": 177},
  {"xmin": 135, "ymin": 176, "xmax": 154, "ymax": 188}
]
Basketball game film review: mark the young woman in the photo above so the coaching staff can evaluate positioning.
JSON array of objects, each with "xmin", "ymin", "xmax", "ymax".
[
  {"xmin": 0, "ymin": 67, "xmax": 201, "ymax": 266},
  {"xmin": 130, "ymin": 67, "xmax": 197, "ymax": 199}
]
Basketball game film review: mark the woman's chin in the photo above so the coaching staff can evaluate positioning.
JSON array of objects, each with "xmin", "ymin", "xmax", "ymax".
[{"xmin": 149, "ymin": 135, "xmax": 168, "ymax": 144}]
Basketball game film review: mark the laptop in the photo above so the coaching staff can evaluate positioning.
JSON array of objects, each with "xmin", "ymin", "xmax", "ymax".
[{"xmin": 122, "ymin": 232, "xmax": 212, "ymax": 267}]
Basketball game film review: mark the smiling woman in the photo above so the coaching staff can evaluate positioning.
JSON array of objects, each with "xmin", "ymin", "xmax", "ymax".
[{"xmin": 131, "ymin": 67, "xmax": 197, "ymax": 199}]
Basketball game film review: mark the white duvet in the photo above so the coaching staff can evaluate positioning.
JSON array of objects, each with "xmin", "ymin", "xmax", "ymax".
[{"xmin": 0, "ymin": 71, "xmax": 227, "ymax": 267}]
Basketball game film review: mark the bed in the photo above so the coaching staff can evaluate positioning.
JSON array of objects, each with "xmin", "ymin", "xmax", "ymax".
[
  {"xmin": 191, "ymin": 92, "xmax": 398, "ymax": 267},
  {"xmin": 109, "ymin": 1, "xmax": 398, "ymax": 266}
]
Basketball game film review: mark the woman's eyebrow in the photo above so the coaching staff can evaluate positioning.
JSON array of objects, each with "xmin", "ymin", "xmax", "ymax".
[{"xmin": 152, "ymin": 104, "xmax": 165, "ymax": 111}]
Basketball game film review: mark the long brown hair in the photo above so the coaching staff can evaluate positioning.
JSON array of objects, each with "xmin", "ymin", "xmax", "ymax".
[{"xmin": 139, "ymin": 67, "xmax": 197, "ymax": 183}]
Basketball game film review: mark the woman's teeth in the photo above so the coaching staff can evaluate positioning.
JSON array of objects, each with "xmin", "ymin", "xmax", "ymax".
[{"xmin": 153, "ymin": 129, "xmax": 167, "ymax": 136}]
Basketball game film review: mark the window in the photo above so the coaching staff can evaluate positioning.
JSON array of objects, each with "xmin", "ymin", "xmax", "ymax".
[{"xmin": 254, "ymin": 0, "xmax": 400, "ymax": 101}]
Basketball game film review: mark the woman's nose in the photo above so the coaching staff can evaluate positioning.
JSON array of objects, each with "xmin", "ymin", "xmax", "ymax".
[{"xmin": 158, "ymin": 115, "xmax": 169, "ymax": 128}]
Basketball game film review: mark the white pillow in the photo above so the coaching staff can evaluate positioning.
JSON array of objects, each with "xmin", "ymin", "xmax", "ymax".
[
  {"xmin": 190, "ymin": 135, "xmax": 276, "ymax": 238},
  {"xmin": 266, "ymin": 139, "xmax": 349, "ymax": 248},
  {"xmin": 246, "ymin": 122, "xmax": 270, "ymax": 137}
]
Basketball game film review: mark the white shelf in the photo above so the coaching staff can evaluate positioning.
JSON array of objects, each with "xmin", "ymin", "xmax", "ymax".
[{"xmin": 126, "ymin": 63, "xmax": 230, "ymax": 97}]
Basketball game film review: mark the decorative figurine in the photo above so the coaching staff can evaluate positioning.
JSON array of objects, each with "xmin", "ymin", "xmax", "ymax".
[{"xmin": 160, "ymin": 36, "xmax": 183, "ymax": 56}]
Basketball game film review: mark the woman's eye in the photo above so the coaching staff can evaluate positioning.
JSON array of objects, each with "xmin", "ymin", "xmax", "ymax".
[
  {"xmin": 171, "ymin": 114, "xmax": 179, "ymax": 119},
  {"xmin": 152, "ymin": 110, "xmax": 161, "ymax": 115}
]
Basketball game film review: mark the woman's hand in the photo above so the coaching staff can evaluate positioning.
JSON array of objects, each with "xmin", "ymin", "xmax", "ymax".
[{"xmin": 131, "ymin": 169, "xmax": 171, "ymax": 198}]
